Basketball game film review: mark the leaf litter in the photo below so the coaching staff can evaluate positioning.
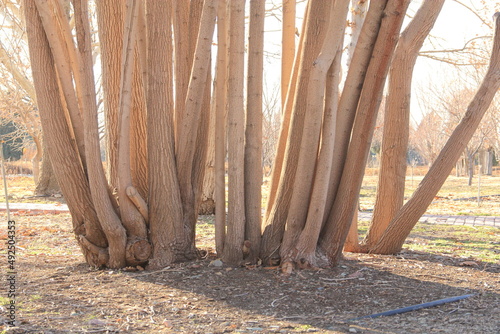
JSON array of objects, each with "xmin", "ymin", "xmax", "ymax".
[{"xmin": 0, "ymin": 213, "xmax": 498, "ymax": 333}]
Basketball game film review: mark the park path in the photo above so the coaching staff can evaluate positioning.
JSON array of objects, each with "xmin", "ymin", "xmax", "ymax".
[
  {"xmin": 0, "ymin": 202, "xmax": 499, "ymax": 227},
  {"xmin": 0, "ymin": 202, "xmax": 69, "ymax": 215},
  {"xmin": 358, "ymin": 211, "xmax": 500, "ymax": 228}
]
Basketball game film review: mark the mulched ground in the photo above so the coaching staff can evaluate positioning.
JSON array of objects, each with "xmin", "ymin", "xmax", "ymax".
[{"xmin": 1, "ymin": 213, "xmax": 499, "ymax": 333}]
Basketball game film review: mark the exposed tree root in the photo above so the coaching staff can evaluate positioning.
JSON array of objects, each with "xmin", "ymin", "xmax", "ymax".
[
  {"xmin": 126, "ymin": 186, "xmax": 149, "ymax": 224},
  {"xmin": 78, "ymin": 235, "xmax": 109, "ymax": 267}
]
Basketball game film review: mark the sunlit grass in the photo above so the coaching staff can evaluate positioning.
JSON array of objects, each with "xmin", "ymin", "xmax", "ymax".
[
  {"xmin": 360, "ymin": 171, "xmax": 500, "ymax": 216},
  {"xmin": 0, "ymin": 175, "xmax": 36, "ymax": 200},
  {"xmin": 356, "ymin": 220, "xmax": 500, "ymax": 264}
]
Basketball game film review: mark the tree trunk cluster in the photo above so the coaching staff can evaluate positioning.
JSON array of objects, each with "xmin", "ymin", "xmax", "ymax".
[{"xmin": 24, "ymin": 0, "xmax": 500, "ymax": 270}]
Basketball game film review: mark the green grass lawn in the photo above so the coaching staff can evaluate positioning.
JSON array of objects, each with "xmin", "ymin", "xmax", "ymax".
[
  {"xmin": 355, "ymin": 219, "xmax": 500, "ymax": 264},
  {"xmin": 360, "ymin": 173, "xmax": 500, "ymax": 216}
]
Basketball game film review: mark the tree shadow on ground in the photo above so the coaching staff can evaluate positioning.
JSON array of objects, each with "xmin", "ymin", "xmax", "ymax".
[
  {"xmin": 12, "ymin": 249, "xmax": 500, "ymax": 333},
  {"xmin": 125, "ymin": 251, "xmax": 500, "ymax": 333}
]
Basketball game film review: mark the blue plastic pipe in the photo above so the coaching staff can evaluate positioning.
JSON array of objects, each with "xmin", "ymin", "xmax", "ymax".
[{"xmin": 348, "ymin": 294, "xmax": 475, "ymax": 321}]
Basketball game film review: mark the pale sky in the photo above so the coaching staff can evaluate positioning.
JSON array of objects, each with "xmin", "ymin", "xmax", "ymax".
[{"xmin": 262, "ymin": 0, "xmax": 498, "ymax": 125}]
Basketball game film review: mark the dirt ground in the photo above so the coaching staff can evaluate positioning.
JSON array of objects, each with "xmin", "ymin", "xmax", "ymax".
[{"xmin": 1, "ymin": 213, "xmax": 499, "ymax": 334}]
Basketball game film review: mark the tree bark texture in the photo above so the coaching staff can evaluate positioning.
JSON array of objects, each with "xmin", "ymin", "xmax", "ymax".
[
  {"xmin": 146, "ymin": 0, "xmax": 187, "ymax": 267},
  {"xmin": 25, "ymin": 1, "xmax": 113, "ymax": 267},
  {"xmin": 95, "ymin": 0, "xmax": 124, "ymax": 191},
  {"xmin": 321, "ymin": 0, "xmax": 411, "ymax": 266},
  {"xmin": 214, "ymin": 0, "xmax": 228, "ymax": 256},
  {"xmin": 371, "ymin": 14, "xmax": 500, "ymax": 254},
  {"xmin": 366, "ymin": 0, "xmax": 445, "ymax": 249},
  {"xmin": 244, "ymin": 0, "xmax": 265, "ymax": 263},
  {"xmin": 223, "ymin": 0, "xmax": 247, "ymax": 265},
  {"xmin": 261, "ymin": 0, "xmax": 333, "ymax": 264},
  {"xmin": 23, "ymin": 0, "xmax": 492, "ymax": 272},
  {"xmin": 281, "ymin": 0, "xmax": 296, "ymax": 109}
]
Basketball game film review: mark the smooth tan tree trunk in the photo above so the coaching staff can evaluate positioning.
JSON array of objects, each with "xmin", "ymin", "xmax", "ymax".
[
  {"xmin": 214, "ymin": 0, "xmax": 228, "ymax": 256},
  {"xmin": 25, "ymin": 1, "xmax": 113, "ymax": 267},
  {"xmin": 176, "ymin": 0, "xmax": 217, "ymax": 258},
  {"xmin": 280, "ymin": 0, "xmax": 350, "ymax": 270},
  {"xmin": 95, "ymin": 0, "xmax": 124, "ymax": 190},
  {"xmin": 291, "ymin": 48, "xmax": 342, "ymax": 268},
  {"xmin": 263, "ymin": 2, "xmax": 308, "ymax": 221},
  {"xmin": 323, "ymin": 0, "xmax": 389, "ymax": 227},
  {"xmin": 346, "ymin": 0, "xmax": 368, "ymax": 66},
  {"xmin": 223, "ymin": 0, "xmax": 246, "ymax": 265},
  {"xmin": 146, "ymin": 0, "xmax": 186, "ymax": 267},
  {"xmin": 244, "ymin": 0, "xmax": 265, "ymax": 263},
  {"xmin": 260, "ymin": 0, "xmax": 331, "ymax": 265},
  {"xmin": 321, "ymin": 0, "xmax": 411, "ymax": 266},
  {"xmin": 366, "ymin": 0, "xmax": 445, "ymax": 248},
  {"xmin": 130, "ymin": 45, "xmax": 148, "ymax": 201},
  {"xmin": 281, "ymin": 0, "xmax": 295, "ymax": 109},
  {"xmin": 116, "ymin": 0, "xmax": 150, "ymax": 266},
  {"xmin": 372, "ymin": 15, "xmax": 500, "ymax": 254},
  {"xmin": 73, "ymin": 0, "xmax": 132, "ymax": 268}
]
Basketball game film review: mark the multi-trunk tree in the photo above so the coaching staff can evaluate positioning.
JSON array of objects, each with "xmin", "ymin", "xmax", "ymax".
[{"xmin": 24, "ymin": 0, "xmax": 500, "ymax": 270}]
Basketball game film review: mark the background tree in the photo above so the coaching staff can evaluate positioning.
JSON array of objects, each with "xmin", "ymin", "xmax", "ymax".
[
  {"xmin": 362, "ymin": 0, "xmax": 445, "ymax": 251},
  {"xmin": 0, "ymin": 0, "xmax": 59, "ymax": 194},
  {"xmin": 371, "ymin": 12, "xmax": 500, "ymax": 254}
]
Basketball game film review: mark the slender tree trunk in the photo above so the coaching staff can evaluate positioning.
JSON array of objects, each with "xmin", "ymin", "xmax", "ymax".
[
  {"xmin": 467, "ymin": 149, "xmax": 475, "ymax": 186},
  {"xmin": 365, "ymin": 0, "xmax": 445, "ymax": 249},
  {"xmin": 190, "ymin": 0, "xmax": 214, "ymax": 210},
  {"xmin": 244, "ymin": 0, "xmax": 265, "ymax": 263},
  {"xmin": 130, "ymin": 45, "xmax": 148, "ymax": 201},
  {"xmin": 280, "ymin": 0, "xmax": 350, "ymax": 270},
  {"xmin": 263, "ymin": 2, "xmax": 307, "ymax": 221},
  {"xmin": 346, "ymin": 0, "xmax": 368, "ymax": 66},
  {"xmin": 116, "ymin": 0, "xmax": 150, "ymax": 266},
  {"xmin": 323, "ymin": 0, "xmax": 389, "ymax": 226},
  {"xmin": 73, "ymin": 0, "xmax": 132, "ymax": 268},
  {"xmin": 191, "ymin": 65, "xmax": 213, "ymax": 250},
  {"xmin": 372, "ymin": 14, "xmax": 500, "ymax": 254},
  {"xmin": 95, "ymin": 0, "xmax": 124, "ymax": 190},
  {"xmin": 176, "ymin": 0, "xmax": 218, "ymax": 259},
  {"xmin": 223, "ymin": 0, "xmax": 246, "ymax": 265},
  {"xmin": 25, "ymin": 1, "xmax": 112, "ymax": 267},
  {"xmin": 321, "ymin": 0, "xmax": 411, "ymax": 266},
  {"xmin": 260, "ymin": 0, "xmax": 332, "ymax": 264},
  {"xmin": 292, "ymin": 48, "xmax": 343, "ymax": 267},
  {"xmin": 214, "ymin": 1, "xmax": 229, "ymax": 256},
  {"xmin": 281, "ymin": 0, "xmax": 295, "ymax": 109},
  {"xmin": 342, "ymin": 0, "xmax": 369, "ymax": 247},
  {"xmin": 146, "ymin": 0, "xmax": 186, "ymax": 267},
  {"xmin": 199, "ymin": 96, "xmax": 216, "ymax": 216}
]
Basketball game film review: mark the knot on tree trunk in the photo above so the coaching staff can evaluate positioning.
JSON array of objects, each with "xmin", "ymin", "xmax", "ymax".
[{"xmin": 126, "ymin": 238, "xmax": 152, "ymax": 266}]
